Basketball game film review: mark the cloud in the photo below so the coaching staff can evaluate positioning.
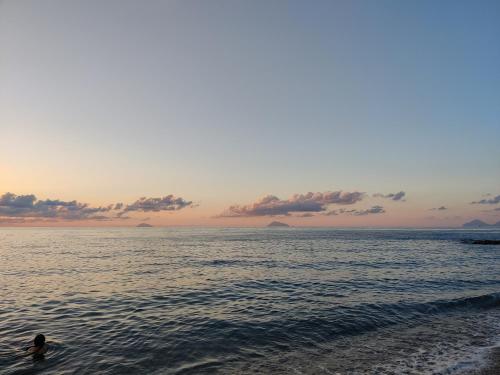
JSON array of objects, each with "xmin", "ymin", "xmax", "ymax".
[
  {"xmin": 430, "ymin": 206, "xmax": 447, "ymax": 211},
  {"xmin": 324, "ymin": 206, "xmax": 385, "ymax": 216},
  {"xmin": 0, "ymin": 192, "xmax": 193, "ymax": 223},
  {"xmin": 353, "ymin": 206, "xmax": 386, "ymax": 216},
  {"xmin": 217, "ymin": 191, "xmax": 365, "ymax": 217},
  {"xmin": 0, "ymin": 193, "xmax": 113, "ymax": 220},
  {"xmin": 471, "ymin": 195, "xmax": 500, "ymax": 205},
  {"xmin": 373, "ymin": 191, "xmax": 406, "ymax": 201},
  {"xmin": 0, "ymin": 217, "xmax": 66, "ymax": 224},
  {"xmin": 123, "ymin": 195, "xmax": 193, "ymax": 212},
  {"xmin": 296, "ymin": 213, "xmax": 315, "ymax": 217},
  {"xmin": 324, "ymin": 208, "xmax": 357, "ymax": 216}
]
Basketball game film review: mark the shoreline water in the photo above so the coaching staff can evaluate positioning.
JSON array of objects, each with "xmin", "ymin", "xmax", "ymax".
[
  {"xmin": 466, "ymin": 347, "xmax": 500, "ymax": 375},
  {"xmin": 1, "ymin": 227, "xmax": 498, "ymax": 374}
]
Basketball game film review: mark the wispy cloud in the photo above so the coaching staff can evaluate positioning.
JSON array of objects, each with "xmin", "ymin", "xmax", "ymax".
[
  {"xmin": 0, "ymin": 217, "xmax": 55, "ymax": 224},
  {"xmin": 430, "ymin": 206, "xmax": 447, "ymax": 211},
  {"xmin": 296, "ymin": 213, "xmax": 315, "ymax": 218},
  {"xmin": 471, "ymin": 195, "xmax": 500, "ymax": 205},
  {"xmin": 324, "ymin": 208, "xmax": 357, "ymax": 216},
  {"xmin": 0, "ymin": 192, "xmax": 193, "ymax": 222},
  {"xmin": 373, "ymin": 191, "xmax": 406, "ymax": 201},
  {"xmin": 325, "ymin": 206, "xmax": 385, "ymax": 216},
  {"xmin": 123, "ymin": 196, "xmax": 193, "ymax": 212},
  {"xmin": 353, "ymin": 205, "xmax": 386, "ymax": 215},
  {"xmin": 217, "ymin": 191, "xmax": 365, "ymax": 217}
]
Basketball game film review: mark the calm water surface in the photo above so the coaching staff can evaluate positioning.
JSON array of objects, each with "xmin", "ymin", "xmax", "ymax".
[{"xmin": 0, "ymin": 228, "xmax": 499, "ymax": 374}]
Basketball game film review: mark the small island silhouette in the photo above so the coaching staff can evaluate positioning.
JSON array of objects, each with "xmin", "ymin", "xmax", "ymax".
[
  {"xmin": 462, "ymin": 219, "xmax": 500, "ymax": 228},
  {"xmin": 461, "ymin": 220, "xmax": 500, "ymax": 245},
  {"xmin": 137, "ymin": 223, "xmax": 153, "ymax": 228},
  {"xmin": 267, "ymin": 221, "xmax": 290, "ymax": 228}
]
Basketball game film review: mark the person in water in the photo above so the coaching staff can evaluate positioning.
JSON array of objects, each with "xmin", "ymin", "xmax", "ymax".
[{"xmin": 25, "ymin": 334, "xmax": 48, "ymax": 356}]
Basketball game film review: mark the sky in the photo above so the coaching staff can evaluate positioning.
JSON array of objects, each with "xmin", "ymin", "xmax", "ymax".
[{"xmin": 0, "ymin": 0, "xmax": 499, "ymax": 227}]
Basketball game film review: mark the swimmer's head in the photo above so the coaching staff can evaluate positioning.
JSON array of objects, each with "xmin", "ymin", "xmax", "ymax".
[{"xmin": 34, "ymin": 334, "xmax": 45, "ymax": 348}]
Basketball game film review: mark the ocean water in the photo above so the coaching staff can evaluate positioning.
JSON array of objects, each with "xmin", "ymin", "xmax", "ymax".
[{"xmin": 0, "ymin": 228, "xmax": 499, "ymax": 375}]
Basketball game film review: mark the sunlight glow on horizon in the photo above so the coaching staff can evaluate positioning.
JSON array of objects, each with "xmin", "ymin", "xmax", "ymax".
[{"xmin": 1, "ymin": 0, "xmax": 499, "ymax": 227}]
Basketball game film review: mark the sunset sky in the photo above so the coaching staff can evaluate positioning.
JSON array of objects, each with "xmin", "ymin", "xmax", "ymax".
[{"xmin": 1, "ymin": 0, "xmax": 499, "ymax": 227}]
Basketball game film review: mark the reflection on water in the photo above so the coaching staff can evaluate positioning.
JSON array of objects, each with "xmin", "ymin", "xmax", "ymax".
[{"xmin": 0, "ymin": 228, "xmax": 499, "ymax": 374}]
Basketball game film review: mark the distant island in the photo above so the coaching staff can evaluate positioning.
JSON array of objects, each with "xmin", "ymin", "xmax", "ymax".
[
  {"xmin": 137, "ymin": 223, "xmax": 153, "ymax": 227},
  {"xmin": 267, "ymin": 221, "xmax": 290, "ymax": 227},
  {"xmin": 462, "ymin": 219, "xmax": 500, "ymax": 228}
]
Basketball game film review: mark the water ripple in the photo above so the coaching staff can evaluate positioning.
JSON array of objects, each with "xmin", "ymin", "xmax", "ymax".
[{"xmin": 0, "ymin": 228, "xmax": 499, "ymax": 374}]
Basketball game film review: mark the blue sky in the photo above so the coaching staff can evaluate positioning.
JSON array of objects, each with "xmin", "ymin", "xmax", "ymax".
[{"xmin": 1, "ymin": 0, "xmax": 499, "ymax": 226}]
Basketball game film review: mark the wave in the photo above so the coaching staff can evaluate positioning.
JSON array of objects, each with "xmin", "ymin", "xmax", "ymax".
[
  {"xmin": 141, "ymin": 292, "xmax": 500, "ymax": 355},
  {"xmin": 429, "ymin": 291, "xmax": 500, "ymax": 311}
]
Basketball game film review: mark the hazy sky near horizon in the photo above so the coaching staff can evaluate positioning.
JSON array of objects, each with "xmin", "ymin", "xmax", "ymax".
[{"xmin": 1, "ymin": 0, "xmax": 499, "ymax": 226}]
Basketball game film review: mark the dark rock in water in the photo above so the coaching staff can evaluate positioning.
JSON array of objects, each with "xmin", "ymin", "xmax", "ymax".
[
  {"xmin": 460, "ymin": 239, "xmax": 500, "ymax": 245},
  {"xmin": 137, "ymin": 223, "xmax": 153, "ymax": 227},
  {"xmin": 267, "ymin": 221, "xmax": 290, "ymax": 227}
]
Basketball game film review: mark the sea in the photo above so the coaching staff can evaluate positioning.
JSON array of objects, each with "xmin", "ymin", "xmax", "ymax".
[{"xmin": 0, "ymin": 227, "xmax": 499, "ymax": 375}]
